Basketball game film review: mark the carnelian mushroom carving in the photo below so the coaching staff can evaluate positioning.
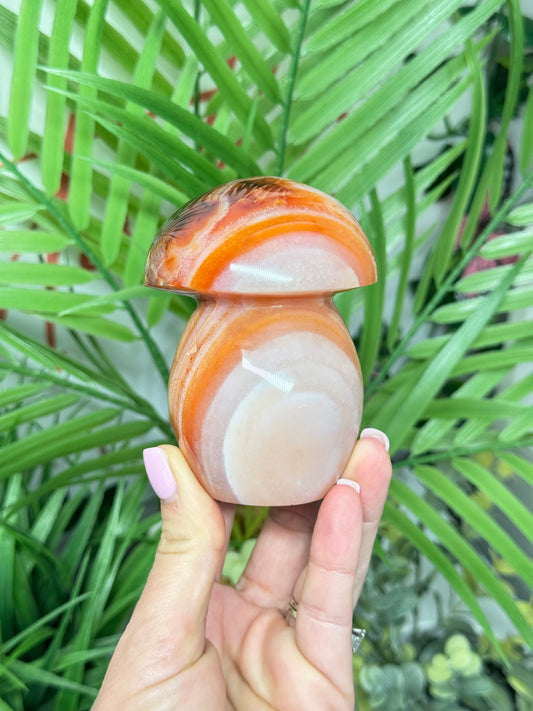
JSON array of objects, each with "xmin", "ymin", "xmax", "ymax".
[{"xmin": 145, "ymin": 177, "xmax": 377, "ymax": 505}]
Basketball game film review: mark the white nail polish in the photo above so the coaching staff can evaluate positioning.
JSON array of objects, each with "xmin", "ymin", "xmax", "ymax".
[
  {"xmin": 336, "ymin": 478, "xmax": 361, "ymax": 494},
  {"xmin": 360, "ymin": 427, "xmax": 390, "ymax": 452}
]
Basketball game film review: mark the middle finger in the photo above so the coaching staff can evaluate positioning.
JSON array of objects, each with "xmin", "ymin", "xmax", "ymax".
[{"xmin": 236, "ymin": 500, "xmax": 319, "ymax": 608}]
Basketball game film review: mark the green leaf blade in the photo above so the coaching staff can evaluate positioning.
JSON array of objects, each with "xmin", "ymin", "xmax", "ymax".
[
  {"xmin": 384, "ymin": 500, "xmax": 503, "ymax": 655},
  {"xmin": 41, "ymin": 0, "xmax": 78, "ymax": 195},
  {"xmin": 44, "ymin": 72, "xmax": 262, "ymax": 176},
  {"xmin": 7, "ymin": 0, "xmax": 44, "ymax": 159},
  {"xmin": 0, "ymin": 231, "xmax": 72, "ymax": 253},
  {"xmin": 306, "ymin": 0, "xmax": 399, "ymax": 52},
  {"xmin": 480, "ymin": 229, "xmax": 533, "ymax": 259},
  {"xmin": 155, "ymin": 0, "xmax": 273, "ymax": 150},
  {"xmin": 0, "ymin": 263, "xmax": 96, "ymax": 286},
  {"xmin": 519, "ymin": 81, "xmax": 533, "ymax": 176},
  {"xmin": 432, "ymin": 40, "xmax": 486, "ymax": 284},
  {"xmin": 240, "ymin": 0, "xmax": 291, "ymax": 53},
  {"xmin": 100, "ymin": 9, "xmax": 167, "ymax": 267},
  {"xmin": 452, "ymin": 458, "xmax": 533, "ymax": 548},
  {"xmin": 374, "ymin": 255, "xmax": 529, "ymax": 452},
  {"xmin": 415, "ymin": 465, "xmax": 533, "ymax": 588},
  {"xmin": 68, "ymin": 0, "xmax": 108, "ymax": 230},
  {"xmin": 202, "ymin": 0, "xmax": 281, "ymax": 103},
  {"xmin": 390, "ymin": 479, "xmax": 533, "ymax": 648},
  {"xmin": 0, "ymin": 394, "xmax": 79, "ymax": 433}
]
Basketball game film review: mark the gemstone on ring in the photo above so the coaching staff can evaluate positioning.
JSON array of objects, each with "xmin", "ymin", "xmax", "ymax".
[{"xmin": 351, "ymin": 627, "xmax": 366, "ymax": 653}]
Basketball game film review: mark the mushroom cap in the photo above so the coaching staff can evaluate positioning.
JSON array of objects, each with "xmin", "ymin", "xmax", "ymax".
[{"xmin": 144, "ymin": 177, "xmax": 377, "ymax": 296}]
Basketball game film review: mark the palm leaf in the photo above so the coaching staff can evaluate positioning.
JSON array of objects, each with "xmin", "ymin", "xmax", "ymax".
[
  {"xmin": 41, "ymin": 0, "xmax": 78, "ymax": 195},
  {"xmin": 155, "ymin": 0, "xmax": 273, "ymax": 149},
  {"xmin": 290, "ymin": 0, "xmax": 502, "ymax": 158},
  {"xmin": 7, "ymin": 0, "xmax": 43, "ymax": 159},
  {"xmin": 100, "ymin": 9, "xmax": 167, "ymax": 266},
  {"xmin": 201, "ymin": 0, "xmax": 281, "ymax": 103},
  {"xmin": 373, "ymin": 254, "xmax": 529, "ymax": 451},
  {"xmin": 0, "ymin": 1, "xmax": 532, "ymax": 703},
  {"xmin": 0, "ymin": 231, "xmax": 72, "ymax": 252},
  {"xmin": 431, "ymin": 40, "xmax": 486, "ymax": 283},
  {"xmin": 389, "ymin": 478, "xmax": 533, "ymax": 648},
  {"xmin": 240, "ymin": 0, "xmax": 291, "ymax": 53},
  {"xmin": 68, "ymin": 0, "xmax": 109, "ymax": 230},
  {"xmin": 487, "ymin": 0, "xmax": 524, "ymax": 211},
  {"xmin": 384, "ymin": 501, "xmax": 505, "ymax": 655},
  {"xmin": 42, "ymin": 71, "xmax": 263, "ymax": 176}
]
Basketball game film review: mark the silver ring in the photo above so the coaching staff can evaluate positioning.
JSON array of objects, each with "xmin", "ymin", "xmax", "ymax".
[
  {"xmin": 286, "ymin": 598, "xmax": 366, "ymax": 653},
  {"xmin": 351, "ymin": 626, "xmax": 366, "ymax": 653}
]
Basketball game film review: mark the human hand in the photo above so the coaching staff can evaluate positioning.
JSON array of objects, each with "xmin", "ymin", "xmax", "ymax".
[{"xmin": 93, "ymin": 429, "xmax": 392, "ymax": 711}]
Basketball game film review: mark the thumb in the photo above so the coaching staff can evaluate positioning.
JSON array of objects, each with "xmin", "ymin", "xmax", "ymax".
[{"xmin": 111, "ymin": 446, "xmax": 226, "ymax": 682}]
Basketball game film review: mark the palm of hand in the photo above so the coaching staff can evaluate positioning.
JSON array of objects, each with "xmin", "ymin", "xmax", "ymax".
[
  {"xmin": 197, "ymin": 497, "xmax": 358, "ymax": 711},
  {"xmin": 206, "ymin": 578, "xmax": 354, "ymax": 711}
]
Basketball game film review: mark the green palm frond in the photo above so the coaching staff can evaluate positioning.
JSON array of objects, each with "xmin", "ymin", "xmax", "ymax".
[{"xmin": 1, "ymin": 0, "xmax": 532, "ymax": 706}]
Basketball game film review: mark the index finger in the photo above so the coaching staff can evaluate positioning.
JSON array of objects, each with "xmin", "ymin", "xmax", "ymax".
[
  {"xmin": 344, "ymin": 429, "xmax": 392, "ymax": 602},
  {"xmin": 294, "ymin": 480, "xmax": 363, "ymax": 693}
]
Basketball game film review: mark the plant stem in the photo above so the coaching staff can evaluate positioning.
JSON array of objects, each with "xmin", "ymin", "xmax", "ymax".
[
  {"xmin": 0, "ymin": 362, "xmax": 174, "ymax": 439},
  {"xmin": 193, "ymin": 0, "xmax": 202, "ymax": 152},
  {"xmin": 276, "ymin": 0, "xmax": 310, "ymax": 176},
  {"xmin": 366, "ymin": 170, "xmax": 533, "ymax": 398},
  {"xmin": 0, "ymin": 149, "xmax": 170, "ymax": 386}
]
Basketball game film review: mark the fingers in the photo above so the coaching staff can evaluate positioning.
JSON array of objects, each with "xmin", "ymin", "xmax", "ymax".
[
  {"xmin": 99, "ymin": 446, "xmax": 227, "ymax": 696},
  {"xmin": 216, "ymin": 501, "xmax": 237, "ymax": 580},
  {"xmin": 237, "ymin": 428, "xmax": 391, "ymax": 612},
  {"xmin": 295, "ymin": 480, "xmax": 363, "ymax": 692},
  {"xmin": 291, "ymin": 429, "xmax": 391, "ymax": 605},
  {"xmin": 236, "ymin": 501, "xmax": 320, "ymax": 608},
  {"xmin": 293, "ymin": 429, "xmax": 391, "ymax": 689},
  {"xmin": 342, "ymin": 429, "xmax": 392, "ymax": 603}
]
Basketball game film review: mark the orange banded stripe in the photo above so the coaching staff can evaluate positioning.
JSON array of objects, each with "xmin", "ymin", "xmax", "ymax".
[
  {"xmin": 178, "ymin": 300, "xmax": 360, "ymax": 456},
  {"xmin": 169, "ymin": 299, "xmax": 240, "ymax": 435},
  {"xmin": 186, "ymin": 215, "xmax": 375, "ymax": 292}
]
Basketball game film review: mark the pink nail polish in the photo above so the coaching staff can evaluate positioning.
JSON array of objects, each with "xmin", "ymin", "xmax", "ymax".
[
  {"xmin": 336, "ymin": 478, "xmax": 361, "ymax": 494},
  {"xmin": 143, "ymin": 447, "xmax": 178, "ymax": 502},
  {"xmin": 360, "ymin": 427, "xmax": 390, "ymax": 452}
]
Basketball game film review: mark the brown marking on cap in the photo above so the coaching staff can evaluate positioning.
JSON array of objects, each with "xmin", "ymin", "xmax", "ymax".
[{"xmin": 144, "ymin": 177, "xmax": 377, "ymax": 295}]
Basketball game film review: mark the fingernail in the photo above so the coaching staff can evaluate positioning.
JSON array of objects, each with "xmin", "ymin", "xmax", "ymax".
[
  {"xmin": 336, "ymin": 478, "xmax": 361, "ymax": 494},
  {"xmin": 360, "ymin": 427, "xmax": 390, "ymax": 452},
  {"xmin": 143, "ymin": 447, "xmax": 178, "ymax": 502}
]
